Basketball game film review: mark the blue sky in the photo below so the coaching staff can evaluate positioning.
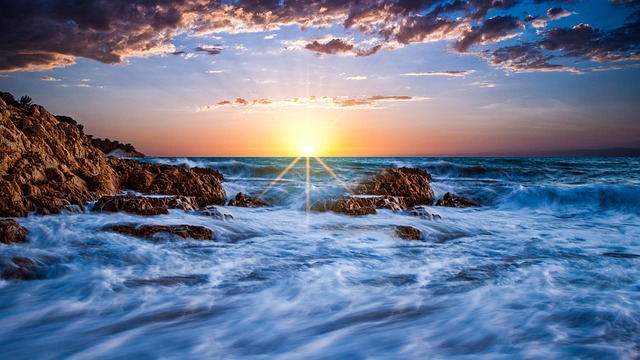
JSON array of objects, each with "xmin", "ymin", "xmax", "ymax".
[{"xmin": 1, "ymin": 0, "xmax": 639, "ymax": 156}]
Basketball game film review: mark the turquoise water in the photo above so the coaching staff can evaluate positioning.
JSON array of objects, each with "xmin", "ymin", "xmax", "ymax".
[{"xmin": 1, "ymin": 157, "xmax": 639, "ymax": 358}]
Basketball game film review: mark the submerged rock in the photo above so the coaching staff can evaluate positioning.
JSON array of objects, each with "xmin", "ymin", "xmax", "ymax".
[
  {"xmin": 227, "ymin": 192, "xmax": 269, "ymax": 207},
  {"xmin": 406, "ymin": 206, "xmax": 442, "ymax": 220},
  {"xmin": 104, "ymin": 224, "xmax": 214, "ymax": 240},
  {"xmin": 124, "ymin": 274, "xmax": 208, "ymax": 287},
  {"xmin": 435, "ymin": 192, "xmax": 478, "ymax": 208},
  {"xmin": 312, "ymin": 196, "xmax": 377, "ymax": 216},
  {"xmin": 357, "ymin": 167, "xmax": 435, "ymax": 208},
  {"xmin": 394, "ymin": 225, "xmax": 423, "ymax": 240},
  {"xmin": 200, "ymin": 206, "xmax": 234, "ymax": 220},
  {"xmin": 0, "ymin": 219, "xmax": 28, "ymax": 244},
  {"xmin": 0, "ymin": 257, "xmax": 40, "ymax": 280},
  {"xmin": 93, "ymin": 194, "xmax": 199, "ymax": 216}
]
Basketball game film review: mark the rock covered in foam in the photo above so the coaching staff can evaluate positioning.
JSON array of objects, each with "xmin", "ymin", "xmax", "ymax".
[
  {"xmin": 435, "ymin": 192, "xmax": 478, "ymax": 208},
  {"xmin": 104, "ymin": 224, "xmax": 214, "ymax": 240},
  {"xmin": 93, "ymin": 194, "xmax": 200, "ymax": 216}
]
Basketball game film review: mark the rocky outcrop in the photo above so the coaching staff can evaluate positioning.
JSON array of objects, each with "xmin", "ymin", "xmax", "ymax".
[
  {"xmin": 394, "ymin": 225, "xmax": 423, "ymax": 240},
  {"xmin": 108, "ymin": 157, "xmax": 226, "ymax": 208},
  {"xmin": 0, "ymin": 219, "xmax": 28, "ymax": 244},
  {"xmin": 357, "ymin": 167, "xmax": 434, "ymax": 207},
  {"xmin": 0, "ymin": 91, "xmax": 226, "ymax": 216},
  {"xmin": 93, "ymin": 195, "xmax": 199, "ymax": 216},
  {"xmin": 406, "ymin": 206, "xmax": 442, "ymax": 220},
  {"xmin": 104, "ymin": 224, "xmax": 214, "ymax": 240},
  {"xmin": 1, "ymin": 92, "xmax": 120, "ymax": 216},
  {"xmin": 435, "ymin": 192, "xmax": 478, "ymax": 208},
  {"xmin": 227, "ymin": 192, "xmax": 269, "ymax": 207},
  {"xmin": 312, "ymin": 196, "xmax": 377, "ymax": 216},
  {"xmin": 90, "ymin": 137, "xmax": 145, "ymax": 158}
]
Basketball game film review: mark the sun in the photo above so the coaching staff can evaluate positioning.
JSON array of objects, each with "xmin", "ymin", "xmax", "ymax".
[{"xmin": 302, "ymin": 145, "xmax": 314, "ymax": 156}]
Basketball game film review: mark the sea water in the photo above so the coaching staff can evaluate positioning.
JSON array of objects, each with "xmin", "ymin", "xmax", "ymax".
[{"xmin": 1, "ymin": 157, "xmax": 639, "ymax": 359}]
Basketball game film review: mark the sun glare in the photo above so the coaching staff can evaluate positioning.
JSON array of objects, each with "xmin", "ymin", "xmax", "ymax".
[{"xmin": 302, "ymin": 145, "xmax": 314, "ymax": 156}]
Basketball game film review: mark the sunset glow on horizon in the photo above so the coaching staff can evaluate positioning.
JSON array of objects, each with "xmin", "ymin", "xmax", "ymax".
[{"xmin": 1, "ymin": 0, "xmax": 638, "ymax": 156}]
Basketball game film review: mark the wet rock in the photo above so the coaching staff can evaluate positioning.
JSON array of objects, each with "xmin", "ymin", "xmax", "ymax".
[
  {"xmin": 108, "ymin": 157, "xmax": 226, "ymax": 207},
  {"xmin": 104, "ymin": 224, "xmax": 214, "ymax": 240},
  {"xmin": 0, "ymin": 219, "xmax": 28, "ymax": 244},
  {"xmin": 357, "ymin": 167, "xmax": 434, "ymax": 208},
  {"xmin": 1, "ymin": 257, "xmax": 40, "ymax": 280},
  {"xmin": 373, "ymin": 196, "xmax": 407, "ymax": 211},
  {"xmin": 227, "ymin": 192, "xmax": 269, "ymax": 207},
  {"xmin": 394, "ymin": 225, "xmax": 423, "ymax": 240},
  {"xmin": 124, "ymin": 274, "xmax": 208, "ymax": 287},
  {"xmin": 406, "ymin": 206, "xmax": 442, "ymax": 220},
  {"xmin": 312, "ymin": 196, "xmax": 377, "ymax": 216},
  {"xmin": 435, "ymin": 192, "xmax": 478, "ymax": 208},
  {"xmin": 93, "ymin": 194, "xmax": 199, "ymax": 216},
  {"xmin": 200, "ymin": 206, "xmax": 234, "ymax": 220}
]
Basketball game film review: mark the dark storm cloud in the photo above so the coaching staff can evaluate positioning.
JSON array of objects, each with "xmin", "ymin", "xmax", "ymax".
[{"xmin": 0, "ymin": 0, "xmax": 639, "ymax": 73}]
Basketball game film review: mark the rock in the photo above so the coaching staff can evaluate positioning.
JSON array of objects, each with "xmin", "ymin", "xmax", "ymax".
[
  {"xmin": 227, "ymin": 192, "xmax": 269, "ymax": 207},
  {"xmin": 108, "ymin": 157, "xmax": 226, "ymax": 207},
  {"xmin": 312, "ymin": 196, "xmax": 377, "ymax": 216},
  {"xmin": 104, "ymin": 224, "xmax": 214, "ymax": 240},
  {"xmin": 90, "ymin": 137, "xmax": 145, "ymax": 157},
  {"xmin": 0, "ymin": 219, "xmax": 28, "ymax": 244},
  {"xmin": 200, "ymin": 206, "xmax": 234, "ymax": 220},
  {"xmin": 0, "ymin": 91, "xmax": 227, "ymax": 217},
  {"xmin": 435, "ymin": 192, "xmax": 478, "ymax": 208},
  {"xmin": 357, "ymin": 167, "xmax": 434, "ymax": 208},
  {"xmin": 373, "ymin": 196, "xmax": 407, "ymax": 210},
  {"xmin": 0, "ymin": 92, "xmax": 121, "ymax": 216},
  {"xmin": 394, "ymin": 225, "xmax": 423, "ymax": 240},
  {"xmin": 93, "ymin": 194, "xmax": 199, "ymax": 216},
  {"xmin": 0, "ymin": 257, "xmax": 41, "ymax": 280},
  {"xmin": 406, "ymin": 206, "xmax": 442, "ymax": 220}
]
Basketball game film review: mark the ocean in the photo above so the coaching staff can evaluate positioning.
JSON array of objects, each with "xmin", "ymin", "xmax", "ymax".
[{"xmin": 1, "ymin": 157, "xmax": 639, "ymax": 359}]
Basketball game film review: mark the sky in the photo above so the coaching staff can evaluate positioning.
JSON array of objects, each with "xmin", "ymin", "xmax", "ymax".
[{"xmin": 1, "ymin": 0, "xmax": 639, "ymax": 157}]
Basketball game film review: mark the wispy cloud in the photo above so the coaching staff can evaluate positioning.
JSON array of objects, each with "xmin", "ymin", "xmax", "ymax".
[
  {"xmin": 198, "ymin": 94, "xmax": 427, "ymax": 111},
  {"xmin": 41, "ymin": 76, "xmax": 61, "ymax": 82},
  {"xmin": 404, "ymin": 70, "xmax": 475, "ymax": 77},
  {"xmin": 345, "ymin": 75, "xmax": 367, "ymax": 80}
]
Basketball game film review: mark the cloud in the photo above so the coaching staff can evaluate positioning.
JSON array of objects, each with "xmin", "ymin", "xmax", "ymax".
[
  {"xmin": 199, "ymin": 94, "xmax": 424, "ymax": 111},
  {"xmin": 547, "ymin": 7, "xmax": 574, "ymax": 20},
  {"xmin": 195, "ymin": 45, "xmax": 224, "ymax": 56},
  {"xmin": 206, "ymin": 70, "xmax": 223, "ymax": 74},
  {"xmin": 345, "ymin": 75, "xmax": 367, "ymax": 80},
  {"xmin": 487, "ymin": 44, "xmax": 581, "ymax": 73},
  {"xmin": 264, "ymin": 34, "xmax": 277, "ymax": 40},
  {"xmin": 0, "ymin": 0, "xmax": 638, "ymax": 73},
  {"xmin": 41, "ymin": 76, "xmax": 61, "ymax": 82},
  {"xmin": 404, "ymin": 70, "xmax": 475, "ymax": 77}
]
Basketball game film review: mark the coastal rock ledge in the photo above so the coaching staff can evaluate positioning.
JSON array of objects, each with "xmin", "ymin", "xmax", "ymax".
[{"xmin": 0, "ymin": 91, "xmax": 226, "ymax": 217}]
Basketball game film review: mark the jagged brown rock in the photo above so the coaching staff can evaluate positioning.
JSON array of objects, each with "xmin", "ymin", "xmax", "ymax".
[
  {"xmin": 435, "ymin": 192, "xmax": 478, "ymax": 208},
  {"xmin": 406, "ymin": 206, "xmax": 442, "ymax": 220},
  {"xmin": 93, "ymin": 195, "xmax": 193, "ymax": 216},
  {"xmin": 1, "ymin": 92, "xmax": 120, "ymax": 216},
  {"xmin": 104, "ymin": 224, "xmax": 214, "ymax": 240},
  {"xmin": 0, "ymin": 91, "xmax": 226, "ymax": 216},
  {"xmin": 108, "ymin": 158, "xmax": 226, "ymax": 208},
  {"xmin": 227, "ymin": 192, "xmax": 269, "ymax": 207},
  {"xmin": 394, "ymin": 225, "xmax": 423, "ymax": 240},
  {"xmin": 0, "ymin": 219, "xmax": 28, "ymax": 244},
  {"xmin": 356, "ymin": 167, "xmax": 434, "ymax": 207},
  {"xmin": 312, "ymin": 196, "xmax": 377, "ymax": 216}
]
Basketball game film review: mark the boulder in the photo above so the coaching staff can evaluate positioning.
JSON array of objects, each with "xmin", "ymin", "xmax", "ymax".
[
  {"xmin": 200, "ymin": 206, "xmax": 234, "ymax": 220},
  {"xmin": 356, "ymin": 167, "xmax": 434, "ymax": 208},
  {"xmin": 0, "ymin": 219, "xmax": 28, "ymax": 244},
  {"xmin": 90, "ymin": 137, "xmax": 145, "ymax": 157},
  {"xmin": 227, "ymin": 192, "xmax": 269, "ymax": 207},
  {"xmin": 312, "ymin": 196, "xmax": 377, "ymax": 216},
  {"xmin": 108, "ymin": 157, "xmax": 226, "ymax": 207},
  {"xmin": 394, "ymin": 225, "xmax": 423, "ymax": 241},
  {"xmin": 104, "ymin": 224, "xmax": 214, "ymax": 240},
  {"xmin": 93, "ymin": 194, "xmax": 199, "ymax": 216},
  {"xmin": 435, "ymin": 192, "xmax": 478, "ymax": 208}
]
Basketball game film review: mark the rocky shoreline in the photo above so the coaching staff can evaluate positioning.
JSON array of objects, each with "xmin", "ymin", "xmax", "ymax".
[{"xmin": 1, "ymin": 91, "xmax": 478, "ymax": 255}]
